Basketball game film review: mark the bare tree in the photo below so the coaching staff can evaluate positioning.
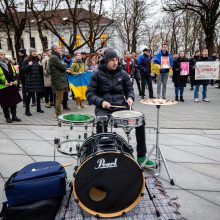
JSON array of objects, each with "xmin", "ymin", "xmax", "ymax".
[
  {"xmin": 162, "ymin": 0, "xmax": 220, "ymax": 54},
  {"xmin": 0, "ymin": 0, "xmax": 28, "ymax": 58},
  {"xmin": 115, "ymin": 0, "xmax": 153, "ymax": 52},
  {"xmin": 78, "ymin": 0, "xmax": 114, "ymax": 53}
]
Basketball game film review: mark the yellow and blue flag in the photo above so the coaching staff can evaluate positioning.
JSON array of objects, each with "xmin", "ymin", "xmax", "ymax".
[{"xmin": 67, "ymin": 71, "xmax": 92, "ymax": 101}]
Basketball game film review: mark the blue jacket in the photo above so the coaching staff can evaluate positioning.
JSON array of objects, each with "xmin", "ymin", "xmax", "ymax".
[
  {"xmin": 137, "ymin": 54, "xmax": 151, "ymax": 75},
  {"xmin": 153, "ymin": 51, "xmax": 173, "ymax": 73}
]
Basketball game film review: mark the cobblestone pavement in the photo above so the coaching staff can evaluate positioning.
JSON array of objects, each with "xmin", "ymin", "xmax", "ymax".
[{"xmin": 0, "ymin": 80, "xmax": 220, "ymax": 219}]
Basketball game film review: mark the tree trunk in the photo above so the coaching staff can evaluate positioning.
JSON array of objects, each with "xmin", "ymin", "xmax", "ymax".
[
  {"xmin": 14, "ymin": 30, "xmax": 22, "ymax": 60},
  {"xmin": 37, "ymin": 22, "xmax": 46, "ymax": 51}
]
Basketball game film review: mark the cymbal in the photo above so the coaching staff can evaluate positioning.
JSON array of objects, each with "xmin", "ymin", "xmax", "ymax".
[{"xmin": 140, "ymin": 98, "xmax": 178, "ymax": 106}]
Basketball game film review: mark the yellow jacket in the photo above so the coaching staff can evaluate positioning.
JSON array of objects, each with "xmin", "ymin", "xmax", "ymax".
[
  {"xmin": 68, "ymin": 61, "xmax": 85, "ymax": 75},
  {"xmin": 151, "ymin": 61, "xmax": 173, "ymax": 76}
]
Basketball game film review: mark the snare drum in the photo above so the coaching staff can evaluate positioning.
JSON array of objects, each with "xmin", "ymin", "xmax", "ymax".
[
  {"xmin": 73, "ymin": 133, "xmax": 144, "ymax": 218},
  {"xmin": 57, "ymin": 113, "xmax": 95, "ymax": 130},
  {"xmin": 111, "ymin": 110, "xmax": 144, "ymax": 128}
]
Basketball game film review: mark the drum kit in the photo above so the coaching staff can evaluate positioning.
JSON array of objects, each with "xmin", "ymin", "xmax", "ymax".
[{"xmin": 53, "ymin": 100, "xmax": 177, "ymax": 218}]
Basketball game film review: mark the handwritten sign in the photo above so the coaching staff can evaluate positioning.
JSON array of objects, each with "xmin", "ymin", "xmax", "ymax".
[
  {"xmin": 180, "ymin": 62, "xmax": 189, "ymax": 75},
  {"xmin": 195, "ymin": 61, "xmax": 219, "ymax": 80}
]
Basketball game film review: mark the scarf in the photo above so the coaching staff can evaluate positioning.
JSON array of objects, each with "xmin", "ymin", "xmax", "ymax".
[
  {"xmin": 125, "ymin": 58, "xmax": 131, "ymax": 74},
  {"xmin": 0, "ymin": 60, "xmax": 9, "ymax": 72}
]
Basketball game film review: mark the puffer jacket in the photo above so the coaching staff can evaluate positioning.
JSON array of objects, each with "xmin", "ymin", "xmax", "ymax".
[
  {"xmin": 49, "ymin": 51, "xmax": 68, "ymax": 90},
  {"xmin": 86, "ymin": 65, "xmax": 134, "ymax": 115},
  {"xmin": 23, "ymin": 57, "xmax": 44, "ymax": 93}
]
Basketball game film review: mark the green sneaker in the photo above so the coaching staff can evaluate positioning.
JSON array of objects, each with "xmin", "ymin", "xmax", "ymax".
[{"xmin": 137, "ymin": 156, "xmax": 155, "ymax": 169}]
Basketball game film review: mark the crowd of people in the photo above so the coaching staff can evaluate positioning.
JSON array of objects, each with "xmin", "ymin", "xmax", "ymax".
[{"xmin": 0, "ymin": 43, "xmax": 219, "ymax": 124}]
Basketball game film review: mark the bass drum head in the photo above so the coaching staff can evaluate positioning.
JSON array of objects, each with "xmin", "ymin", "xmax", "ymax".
[{"xmin": 73, "ymin": 152, "xmax": 144, "ymax": 218}]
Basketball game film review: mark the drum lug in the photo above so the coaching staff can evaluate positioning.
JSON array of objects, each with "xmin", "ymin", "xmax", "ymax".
[
  {"xmin": 74, "ymin": 166, "xmax": 78, "ymax": 171},
  {"xmin": 54, "ymin": 138, "xmax": 60, "ymax": 146},
  {"xmin": 75, "ymin": 199, "xmax": 79, "ymax": 203},
  {"xmin": 73, "ymin": 172, "xmax": 76, "ymax": 178},
  {"xmin": 70, "ymin": 124, "xmax": 73, "ymax": 130},
  {"xmin": 76, "ymin": 144, "xmax": 80, "ymax": 152},
  {"xmin": 84, "ymin": 133, "xmax": 87, "ymax": 139},
  {"xmin": 140, "ymin": 192, "xmax": 145, "ymax": 197},
  {"xmin": 58, "ymin": 122, "xmax": 61, "ymax": 127}
]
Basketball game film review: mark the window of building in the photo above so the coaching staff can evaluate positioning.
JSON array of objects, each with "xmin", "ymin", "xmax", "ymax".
[
  {"xmin": 30, "ymin": 37, "xmax": 36, "ymax": 48},
  {"xmin": 75, "ymin": 34, "xmax": 81, "ymax": 47},
  {"xmin": 43, "ymin": 37, "xmax": 48, "ymax": 49},
  {"xmin": 7, "ymin": 38, "xmax": 12, "ymax": 50},
  {"xmin": 101, "ymin": 34, "xmax": 107, "ymax": 47}
]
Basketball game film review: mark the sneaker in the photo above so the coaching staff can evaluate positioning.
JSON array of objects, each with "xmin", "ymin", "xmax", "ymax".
[
  {"xmin": 6, "ymin": 118, "xmax": 12, "ymax": 123},
  {"xmin": 137, "ymin": 156, "xmax": 155, "ymax": 169},
  {"xmin": 194, "ymin": 98, "xmax": 199, "ymax": 103},
  {"xmin": 12, "ymin": 116, "xmax": 21, "ymax": 122},
  {"xmin": 81, "ymin": 104, "xmax": 87, "ymax": 108},
  {"xmin": 45, "ymin": 103, "xmax": 51, "ymax": 108},
  {"xmin": 31, "ymin": 102, "xmax": 36, "ymax": 106},
  {"xmin": 203, "ymin": 98, "xmax": 210, "ymax": 102}
]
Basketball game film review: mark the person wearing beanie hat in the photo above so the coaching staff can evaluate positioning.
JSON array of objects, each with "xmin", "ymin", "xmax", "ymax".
[
  {"xmin": 19, "ymin": 48, "xmax": 27, "ymax": 56},
  {"xmin": 29, "ymin": 48, "xmax": 37, "ymax": 54},
  {"xmin": 86, "ymin": 48, "xmax": 155, "ymax": 169}
]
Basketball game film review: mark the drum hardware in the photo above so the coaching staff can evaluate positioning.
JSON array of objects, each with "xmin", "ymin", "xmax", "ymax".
[
  {"xmin": 96, "ymin": 115, "xmax": 108, "ymax": 133},
  {"xmin": 141, "ymin": 99, "xmax": 177, "ymax": 185},
  {"xmin": 53, "ymin": 138, "xmax": 60, "ymax": 161},
  {"xmin": 144, "ymin": 177, "xmax": 161, "ymax": 217}
]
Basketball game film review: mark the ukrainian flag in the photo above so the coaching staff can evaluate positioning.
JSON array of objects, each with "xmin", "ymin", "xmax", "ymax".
[{"xmin": 67, "ymin": 71, "xmax": 92, "ymax": 101}]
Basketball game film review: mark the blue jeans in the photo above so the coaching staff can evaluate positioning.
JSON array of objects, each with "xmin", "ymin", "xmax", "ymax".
[
  {"xmin": 194, "ymin": 85, "xmax": 207, "ymax": 99},
  {"xmin": 175, "ymin": 86, "xmax": 184, "ymax": 97}
]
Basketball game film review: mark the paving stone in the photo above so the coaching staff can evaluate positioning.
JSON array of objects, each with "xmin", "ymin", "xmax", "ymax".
[
  {"xmin": 166, "ymin": 189, "xmax": 220, "ymax": 220},
  {"xmin": 1, "ymin": 129, "xmax": 42, "ymax": 140},
  {"xmin": 0, "ymin": 139, "xmax": 25, "ymax": 154},
  {"xmin": 0, "ymin": 155, "xmax": 34, "ymax": 178},
  {"xmin": 159, "ymin": 162, "xmax": 220, "ymax": 191},
  {"xmin": 188, "ymin": 191, "xmax": 220, "ymax": 206},
  {"xmin": 0, "ymin": 131, "xmax": 7, "ymax": 139},
  {"xmin": 170, "ymin": 145, "xmax": 220, "ymax": 162}
]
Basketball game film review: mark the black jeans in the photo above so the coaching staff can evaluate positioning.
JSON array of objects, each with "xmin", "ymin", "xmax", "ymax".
[
  {"xmin": 44, "ymin": 87, "xmax": 54, "ymax": 103},
  {"xmin": 3, "ymin": 105, "xmax": 17, "ymax": 119},
  {"xmin": 26, "ymin": 92, "xmax": 42, "ymax": 111},
  {"xmin": 96, "ymin": 112, "xmax": 147, "ymax": 157},
  {"xmin": 141, "ymin": 74, "xmax": 154, "ymax": 98}
]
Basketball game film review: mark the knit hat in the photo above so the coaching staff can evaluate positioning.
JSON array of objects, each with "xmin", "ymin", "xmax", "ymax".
[
  {"xmin": 103, "ymin": 49, "xmax": 118, "ymax": 63},
  {"xmin": 143, "ymin": 48, "xmax": 149, "ymax": 52},
  {"xmin": 29, "ymin": 48, "xmax": 37, "ymax": 54},
  {"xmin": 19, "ymin": 48, "xmax": 26, "ymax": 55}
]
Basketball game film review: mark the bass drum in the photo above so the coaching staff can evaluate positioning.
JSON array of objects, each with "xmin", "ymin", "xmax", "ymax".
[{"xmin": 73, "ymin": 133, "xmax": 145, "ymax": 218}]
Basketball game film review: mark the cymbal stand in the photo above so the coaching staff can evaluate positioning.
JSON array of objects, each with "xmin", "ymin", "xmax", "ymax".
[{"xmin": 144, "ymin": 105, "xmax": 175, "ymax": 185}]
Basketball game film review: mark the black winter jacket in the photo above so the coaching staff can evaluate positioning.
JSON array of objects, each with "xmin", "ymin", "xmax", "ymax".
[
  {"xmin": 23, "ymin": 57, "xmax": 44, "ymax": 93},
  {"xmin": 172, "ymin": 57, "xmax": 188, "ymax": 87},
  {"xmin": 86, "ymin": 65, "xmax": 135, "ymax": 115}
]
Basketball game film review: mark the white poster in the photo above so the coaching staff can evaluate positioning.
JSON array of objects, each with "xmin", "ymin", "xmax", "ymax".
[{"xmin": 195, "ymin": 61, "xmax": 219, "ymax": 80}]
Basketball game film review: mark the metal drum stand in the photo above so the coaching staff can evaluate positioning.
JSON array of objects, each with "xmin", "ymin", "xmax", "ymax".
[{"xmin": 141, "ymin": 99, "xmax": 178, "ymax": 185}]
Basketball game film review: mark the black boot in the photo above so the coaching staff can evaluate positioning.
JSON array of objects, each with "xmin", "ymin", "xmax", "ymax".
[
  {"xmin": 12, "ymin": 116, "xmax": 22, "ymax": 122},
  {"xmin": 180, "ymin": 96, "xmax": 184, "ymax": 102},
  {"xmin": 6, "ymin": 118, "xmax": 12, "ymax": 123},
  {"xmin": 25, "ymin": 107, "xmax": 32, "ymax": 116},
  {"xmin": 175, "ymin": 96, "xmax": 179, "ymax": 101},
  {"xmin": 37, "ymin": 108, "xmax": 44, "ymax": 113}
]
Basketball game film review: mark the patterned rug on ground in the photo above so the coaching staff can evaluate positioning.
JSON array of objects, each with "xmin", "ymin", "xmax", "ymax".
[{"xmin": 55, "ymin": 175, "xmax": 184, "ymax": 220}]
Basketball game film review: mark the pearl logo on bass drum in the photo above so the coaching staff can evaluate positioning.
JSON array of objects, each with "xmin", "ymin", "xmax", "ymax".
[{"xmin": 94, "ymin": 158, "xmax": 118, "ymax": 169}]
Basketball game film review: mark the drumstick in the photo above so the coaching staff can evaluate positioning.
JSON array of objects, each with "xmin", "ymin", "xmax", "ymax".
[{"xmin": 110, "ymin": 105, "xmax": 127, "ymax": 109}]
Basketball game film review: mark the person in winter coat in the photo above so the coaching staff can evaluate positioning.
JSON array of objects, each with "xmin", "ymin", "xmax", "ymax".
[
  {"xmin": 86, "ymin": 49, "xmax": 155, "ymax": 169},
  {"xmin": 0, "ymin": 50, "xmax": 22, "ymax": 123},
  {"xmin": 153, "ymin": 43, "xmax": 173, "ymax": 99},
  {"xmin": 189, "ymin": 51, "xmax": 200, "ymax": 90},
  {"xmin": 172, "ymin": 51, "xmax": 189, "ymax": 102},
  {"xmin": 194, "ymin": 48, "xmax": 212, "ymax": 102},
  {"xmin": 49, "ymin": 44, "xmax": 68, "ymax": 117},
  {"xmin": 23, "ymin": 48, "xmax": 44, "ymax": 116},
  {"xmin": 42, "ymin": 48, "xmax": 54, "ymax": 108},
  {"xmin": 138, "ymin": 48, "xmax": 154, "ymax": 99},
  {"xmin": 67, "ymin": 52, "xmax": 86, "ymax": 110}
]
